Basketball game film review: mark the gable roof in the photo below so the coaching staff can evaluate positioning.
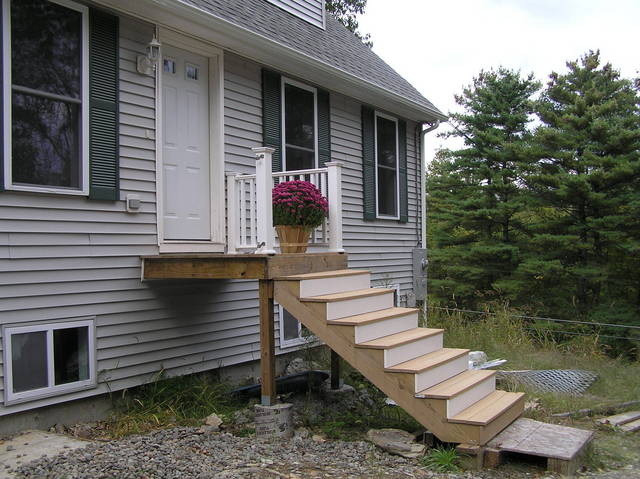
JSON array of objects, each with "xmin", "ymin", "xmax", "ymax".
[{"xmin": 179, "ymin": 0, "xmax": 446, "ymax": 121}]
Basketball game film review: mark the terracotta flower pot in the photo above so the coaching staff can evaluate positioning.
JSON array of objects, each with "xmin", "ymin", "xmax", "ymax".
[{"xmin": 276, "ymin": 225, "xmax": 311, "ymax": 253}]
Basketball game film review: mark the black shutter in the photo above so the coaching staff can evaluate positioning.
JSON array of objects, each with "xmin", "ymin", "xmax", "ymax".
[
  {"xmin": 398, "ymin": 120, "xmax": 408, "ymax": 223},
  {"xmin": 317, "ymin": 88, "xmax": 331, "ymax": 167},
  {"xmin": 89, "ymin": 9, "xmax": 119, "ymax": 200},
  {"xmin": 262, "ymin": 69, "xmax": 282, "ymax": 172},
  {"xmin": 361, "ymin": 106, "xmax": 376, "ymax": 221}
]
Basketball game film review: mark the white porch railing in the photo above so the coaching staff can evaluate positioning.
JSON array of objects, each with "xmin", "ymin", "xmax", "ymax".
[{"xmin": 226, "ymin": 147, "xmax": 343, "ymax": 254}]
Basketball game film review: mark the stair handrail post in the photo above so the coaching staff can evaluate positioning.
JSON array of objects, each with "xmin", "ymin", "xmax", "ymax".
[
  {"xmin": 225, "ymin": 171, "xmax": 239, "ymax": 254},
  {"xmin": 252, "ymin": 147, "xmax": 277, "ymax": 255},
  {"xmin": 326, "ymin": 161, "xmax": 344, "ymax": 253}
]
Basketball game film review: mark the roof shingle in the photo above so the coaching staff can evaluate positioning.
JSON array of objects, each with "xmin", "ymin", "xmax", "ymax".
[{"xmin": 180, "ymin": 0, "xmax": 444, "ymax": 119}]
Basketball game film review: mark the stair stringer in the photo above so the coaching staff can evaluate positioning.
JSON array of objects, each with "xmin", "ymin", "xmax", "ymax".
[{"xmin": 275, "ymin": 280, "xmax": 523, "ymax": 445}]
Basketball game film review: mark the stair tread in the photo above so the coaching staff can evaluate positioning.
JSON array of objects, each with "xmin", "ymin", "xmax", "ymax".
[
  {"xmin": 328, "ymin": 307, "xmax": 418, "ymax": 326},
  {"xmin": 385, "ymin": 348, "xmax": 469, "ymax": 373},
  {"xmin": 448, "ymin": 390, "xmax": 526, "ymax": 425},
  {"xmin": 356, "ymin": 327, "xmax": 443, "ymax": 349},
  {"xmin": 302, "ymin": 288, "xmax": 394, "ymax": 303},
  {"xmin": 417, "ymin": 370, "xmax": 496, "ymax": 399},
  {"xmin": 276, "ymin": 269, "xmax": 370, "ymax": 280}
]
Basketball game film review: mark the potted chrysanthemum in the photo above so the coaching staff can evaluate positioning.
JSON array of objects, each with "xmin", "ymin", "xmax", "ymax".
[{"xmin": 272, "ymin": 180, "xmax": 328, "ymax": 253}]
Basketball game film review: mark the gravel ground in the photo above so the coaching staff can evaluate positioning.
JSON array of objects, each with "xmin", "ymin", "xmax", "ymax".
[
  {"xmin": 10, "ymin": 426, "xmax": 640, "ymax": 479},
  {"xmin": 8, "ymin": 427, "xmax": 534, "ymax": 479}
]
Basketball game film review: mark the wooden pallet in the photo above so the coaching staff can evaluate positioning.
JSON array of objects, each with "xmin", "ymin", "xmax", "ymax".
[{"xmin": 483, "ymin": 418, "xmax": 594, "ymax": 477}]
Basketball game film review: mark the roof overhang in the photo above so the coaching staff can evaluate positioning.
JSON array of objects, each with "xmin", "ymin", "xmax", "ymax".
[{"xmin": 91, "ymin": 0, "xmax": 447, "ymax": 123}]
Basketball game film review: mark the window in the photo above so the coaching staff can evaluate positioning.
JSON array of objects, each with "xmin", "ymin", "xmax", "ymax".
[
  {"xmin": 375, "ymin": 112, "xmax": 399, "ymax": 219},
  {"xmin": 282, "ymin": 78, "xmax": 318, "ymax": 171},
  {"xmin": 3, "ymin": 319, "xmax": 96, "ymax": 404},
  {"xmin": 2, "ymin": 0, "xmax": 89, "ymax": 194},
  {"xmin": 278, "ymin": 305, "xmax": 313, "ymax": 348}
]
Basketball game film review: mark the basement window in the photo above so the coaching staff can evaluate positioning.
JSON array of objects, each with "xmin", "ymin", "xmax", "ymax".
[
  {"xmin": 2, "ymin": 319, "xmax": 96, "ymax": 404},
  {"xmin": 278, "ymin": 306, "xmax": 312, "ymax": 349}
]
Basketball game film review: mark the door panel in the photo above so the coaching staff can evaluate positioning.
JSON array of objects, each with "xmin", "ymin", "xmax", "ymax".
[{"xmin": 162, "ymin": 45, "xmax": 211, "ymax": 241}]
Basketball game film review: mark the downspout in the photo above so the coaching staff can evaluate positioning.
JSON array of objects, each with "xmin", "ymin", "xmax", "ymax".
[{"xmin": 418, "ymin": 120, "xmax": 440, "ymax": 324}]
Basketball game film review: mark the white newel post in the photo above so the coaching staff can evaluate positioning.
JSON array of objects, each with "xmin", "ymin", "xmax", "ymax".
[
  {"xmin": 252, "ymin": 147, "xmax": 276, "ymax": 255},
  {"xmin": 326, "ymin": 161, "xmax": 344, "ymax": 253},
  {"xmin": 225, "ymin": 171, "xmax": 239, "ymax": 254}
]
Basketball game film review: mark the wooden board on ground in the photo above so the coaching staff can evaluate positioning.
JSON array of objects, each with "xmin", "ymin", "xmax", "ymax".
[
  {"xmin": 620, "ymin": 418, "xmax": 640, "ymax": 433},
  {"xmin": 485, "ymin": 418, "xmax": 594, "ymax": 477},
  {"xmin": 598, "ymin": 410, "xmax": 640, "ymax": 427}
]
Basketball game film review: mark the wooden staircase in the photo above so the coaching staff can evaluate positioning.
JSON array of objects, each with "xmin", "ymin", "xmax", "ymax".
[{"xmin": 274, "ymin": 269, "xmax": 525, "ymax": 446}]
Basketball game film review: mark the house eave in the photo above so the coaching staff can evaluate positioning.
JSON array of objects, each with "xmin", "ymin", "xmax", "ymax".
[{"xmin": 90, "ymin": 0, "xmax": 447, "ymax": 123}]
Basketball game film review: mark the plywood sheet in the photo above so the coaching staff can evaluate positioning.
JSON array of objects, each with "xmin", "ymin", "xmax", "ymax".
[{"xmin": 487, "ymin": 418, "xmax": 593, "ymax": 460}]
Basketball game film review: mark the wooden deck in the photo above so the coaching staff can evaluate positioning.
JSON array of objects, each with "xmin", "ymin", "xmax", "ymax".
[
  {"xmin": 140, "ymin": 251, "xmax": 347, "ymax": 406},
  {"xmin": 141, "ymin": 252, "xmax": 348, "ymax": 280}
]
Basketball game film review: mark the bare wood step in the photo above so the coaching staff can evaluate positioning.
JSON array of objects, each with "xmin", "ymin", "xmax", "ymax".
[
  {"xmin": 327, "ymin": 307, "xmax": 416, "ymax": 326},
  {"xmin": 276, "ymin": 269, "xmax": 370, "ymax": 280},
  {"xmin": 620, "ymin": 418, "xmax": 640, "ymax": 433},
  {"xmin": 597, "ymin": 410, "xmax": 640, "ymax": 427},
  {"xmin": 417, "ymin": 370, "xmax": 496, "ymax": 399},
  {"xmin": 385, "ymin": 348, "xmax": 469, "ymax": 373},
  {"xmin": 449, "ymin": 390, "xmax": 526, "ymax": 426},
  {"xmin": 301, "ymin": 288, "xmax": 393, "ymax": 303},
  {"xmin": 356, "ymin": 327, "xmax": 443, "ymax": 349}
]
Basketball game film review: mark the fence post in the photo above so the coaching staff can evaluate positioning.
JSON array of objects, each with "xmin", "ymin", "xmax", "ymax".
[
  {"xmin": 225, "ymin": 172, "xmax": 239, "ymax": 254},
  {"xmin": 326, "ymin": 161, "xmax": 344, "ymax": 253},
  {"xmin": 252, "ymin": 147, "xmax": 276, "ymax": 255}
]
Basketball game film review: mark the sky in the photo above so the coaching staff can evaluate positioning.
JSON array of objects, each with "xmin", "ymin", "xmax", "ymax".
[{"xmin": 358, "ymin": 0, "xmax": 639, "ymax": 159}]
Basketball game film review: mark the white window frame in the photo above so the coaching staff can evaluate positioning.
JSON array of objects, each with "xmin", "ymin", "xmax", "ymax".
[
  {"xmin": 278, "ymin": 304, "xmax": 306, "ymax": 348},
  {"xmin": 2, "ymin": 318, "xmax": 97, "ymax": 405},
  {"xmin": 2, "ymin": 0, "xmax": 90, "ymax": 195},
  {"xmin": 281, "ymin": 77, "xmax": 319, "ymax": 172},
  {"xmin": 374, "ymin": 111, "xmax": 400, "ymax": 220}
]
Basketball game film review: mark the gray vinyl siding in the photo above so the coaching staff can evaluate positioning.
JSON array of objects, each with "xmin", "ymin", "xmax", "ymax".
[
  {"xmin": 330, "ymin": 93, "xmax": 421, "ymax": 300},
  {"xmin": 265, "ymin": 0, "xmax": 325, "ymax": 29},
  {"xmin": 0, "ymin": 16, "xmax": 421, "ymax": 416},
  {"xmin": 0, "ymin": 21, "xmax": 272, "ymax": 416}
]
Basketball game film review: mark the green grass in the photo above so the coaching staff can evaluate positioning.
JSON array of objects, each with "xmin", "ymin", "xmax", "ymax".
[
  {"xmin": 420, "ymin": 447, "xmax": 461, "ymax": 473},
  {"xmin": 426, "ymin": 306, "xmax": 640, "ymax": 416},
  {"xmin": 105, "ymin": 371, "xmax": 244, "ymax": 437}
]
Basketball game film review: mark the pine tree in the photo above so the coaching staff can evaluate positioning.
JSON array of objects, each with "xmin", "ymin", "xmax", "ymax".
[
  {"xmin": 427, "ymin": 68, "xmax": 539, "ymax": 307},
  {"xmin": 521, "ymin": 51, "xmax": 640, "ymax": 326}
]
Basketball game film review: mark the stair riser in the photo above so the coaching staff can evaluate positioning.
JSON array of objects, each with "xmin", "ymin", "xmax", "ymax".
[
  {"xmin": 447, "ymin": 375, "xmax": 496, "ymax": 418},
  {"xmin": 326, "ymin": 293, "xmax": 395, "ymax": 321},
  {"xmin": 383, "ymin": 333, "xmax": 443, "ymax": 368},
  {"xmin": 415, "ymin": 355, "xmax": 469, "ymax": 393},
  {"xmin": 355, "ymin": 312, "xmax": 418, "ymax": 343},
  {"xmin": 299, "ymin": 274, "xmax": 371, "ymax": 297}
]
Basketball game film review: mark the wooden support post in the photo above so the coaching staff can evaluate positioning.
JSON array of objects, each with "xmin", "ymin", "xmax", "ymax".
[
  {"xmin": 259, "ymin": 279, "xmax": 276, "ymax": 406},
  {"xmin": 330, "ymin": 349, "xmax": 341, "ymax": 390}
]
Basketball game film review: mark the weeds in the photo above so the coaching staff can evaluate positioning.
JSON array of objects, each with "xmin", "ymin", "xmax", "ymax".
[
  {"xmin": 420, "ymin": 447, "xmax": 460, "ymax": 473},
  {"xmin": 105, "ymin": 371, "xmax": 243, "ymax": 437}
]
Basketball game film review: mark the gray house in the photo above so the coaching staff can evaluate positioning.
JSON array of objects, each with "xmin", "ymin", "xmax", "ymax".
[{"xmin": 0, "ymin": 0, "xmax": 525, "ymax": 446}]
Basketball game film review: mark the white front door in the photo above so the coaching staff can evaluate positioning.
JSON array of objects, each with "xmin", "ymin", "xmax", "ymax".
[{"xmin": 161, "ymin": 45, "xmax": 211, "ymax": 241}]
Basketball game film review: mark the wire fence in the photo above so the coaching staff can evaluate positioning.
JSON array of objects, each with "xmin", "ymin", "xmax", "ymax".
[{"xmin": 428, "ymin": 305, "xmax": 640, "ymax": 342}]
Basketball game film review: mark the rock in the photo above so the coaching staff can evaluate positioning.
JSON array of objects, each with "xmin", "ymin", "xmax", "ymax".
[
  {"xmin": 283, "ymin": 357, "xmax": 322, "ymax": 375},
  {"xmin": 468, "ymin": 351, "xmax": 488, "ymax": 367},
  {"xmin": 293, "ymin": 427, "xmax": 310, "ymax": 441},
  {"xmin": 232, "ymin": 408, "xmax": 254, "ymax": 426},
  {"xmin": 72, "ymin": 423, "xmax": 95, "ymax": 439},
  {"xmin": 204, "ymin": 413, "xmax": 223, "ymax": 431},
  {"xmin": 311, "ymin": 434, "xmax": 325, "ymax": 443},
  {"xmin": 6, "ymin": 445, "xmax": 15, "ymax": 451},
  {"xmin": 366, "ymin": 428, "xmax": 426, "ymax": 459}
]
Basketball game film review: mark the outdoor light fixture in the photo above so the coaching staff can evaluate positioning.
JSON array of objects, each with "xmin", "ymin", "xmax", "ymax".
[{"xmin": 136, "ymin": 34, "xmax": 161, "ymax": 75}]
